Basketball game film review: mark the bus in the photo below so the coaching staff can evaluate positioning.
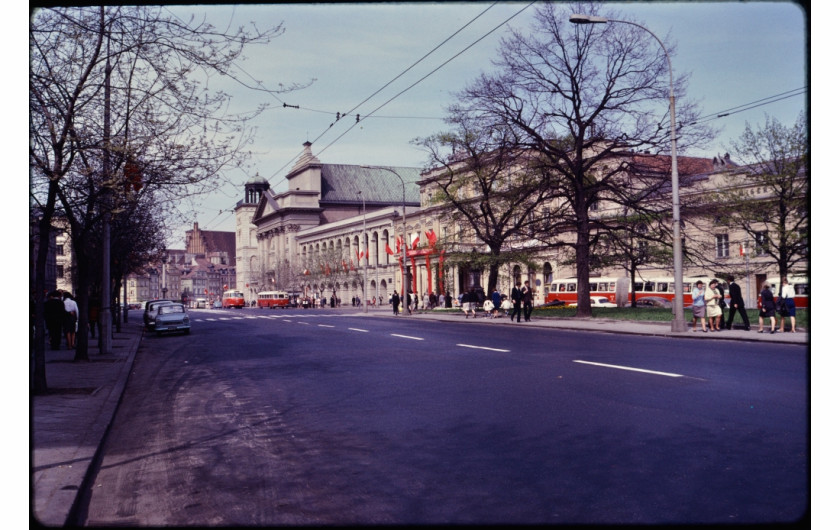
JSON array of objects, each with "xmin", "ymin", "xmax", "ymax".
[
  {"xmin": 766, "ymin": 275, "xmax": 809, "ymax": 309},
  {"xmin": 547, "ymin": 276, "xmax": 706, "ymax": 308},
  {"xmin": 257, "ymin": 290, "xmax": 291, "ymax": 309},
  {"xmin": 221, "ymin": 289, "xmax": 246, "ymax": 308}
]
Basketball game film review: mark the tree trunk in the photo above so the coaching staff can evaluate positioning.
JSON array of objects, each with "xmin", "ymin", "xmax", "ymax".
[{"xmin": 31, "ymin": 181, "xmax": 59, "ymax": 394}]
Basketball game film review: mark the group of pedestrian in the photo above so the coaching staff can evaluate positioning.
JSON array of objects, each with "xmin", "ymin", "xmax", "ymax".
[
  {"xmin": 43, "ymin": 290, "xmax": 80, "ymax": 350},
  {"xmin": 509, "ymin": 280, "xmax": 533, "ymax": 323},
  {"xmin": 757, "ymin": 276, "xmax": 798, "ymax": 333},
  {"xmin": 690, "ymin": 275, "xmax": 796, "ymax": 334}
]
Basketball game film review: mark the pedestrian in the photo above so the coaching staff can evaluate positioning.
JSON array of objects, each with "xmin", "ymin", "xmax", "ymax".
[
  {"xmin": 724, "ymin": 275, "xmax": 751, "ymax": 331},
  {"xmin": 391, "ymin": 290, "xmax": 400, "ymax": 315},
  {"xmin": 482, "ymin": 297, "xmax": 494, "ymax": 318},
  {"xmin": 715, "ymin": 280, "xmax": 727, "ymax": 330},
  {"xmin": 491, "ymin": 288, "xmax": 501, "ymax": 318},
  {"xmin": 776, "ymin": 277, "xmax": 797, "ymax": 333},
  {"xmin": 89, "ymin": 297, "xmax": 101, "ymax": 339},
  {"xmin": 691, "ymin": 280, "xmax": 707, "ymax": 332},
  {"xmin": 44, "ymin": 290, "xmax": 66, "ymax": 350},
  {"xmin": 500, "ymin": 295, "xmax": 512, "ymax": 317},
  {"xmin": 510, "ymin": 282, "xmax": 523, "ymax": 322},
  {"xmin": 422, "ymin": 292, "xmax": 430, "ymax": 310},
  {"xmin": 462, "ymin": 288, "xmax": 476, "ymax": 318},
  {"xmin": 63, "ymin": 291, "xmax": 79, "ymax": 349},
  {"xmin": 757, "ymin": 281, "xmax": 777, "ymax": 334},
  {"xmin": 522, "ymin": 280, "xmax": 534, "ymax": 322},
  {"xmin": 705, "ymin": 279, "xmax": 723, "ymax": 331},
  {"xmin": 445, "ymin": 291, "xmax": 452, "ymax": 308},
  {"xmin": 439, "ymin": 293, "xmax": 445, "ymax": 307},
  {"xmin": 412, "ymin": 292, "xmax": 419, "ymax": 312}
]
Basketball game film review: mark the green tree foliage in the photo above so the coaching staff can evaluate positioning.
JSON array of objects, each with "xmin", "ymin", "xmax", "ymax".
[{"xmin": 714, "ymin": 112, "xmax": 808, "ymax": 279}]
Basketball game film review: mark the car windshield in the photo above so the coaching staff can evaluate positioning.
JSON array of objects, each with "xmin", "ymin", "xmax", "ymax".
[{"xmin": 159, "ymin": 305, "xmax": 184, "ymax": 315}]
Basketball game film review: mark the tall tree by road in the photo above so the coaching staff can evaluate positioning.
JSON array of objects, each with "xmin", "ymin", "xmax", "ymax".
[
  {"xmin": 415, "ymin": 111, "xmax": 555, "ymax": 294},
  {"xmin": 30, "ymin": 6, "xmax": 295, "ymax": 393},
  {"xmin": 446, "ymin": 3, "xmax": 714, "ymax": 316}
]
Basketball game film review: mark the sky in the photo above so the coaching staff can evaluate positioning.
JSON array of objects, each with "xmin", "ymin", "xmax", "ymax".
[{"xmin": 160, "ymin": 1, "xmax": 809, "ymax": 240}]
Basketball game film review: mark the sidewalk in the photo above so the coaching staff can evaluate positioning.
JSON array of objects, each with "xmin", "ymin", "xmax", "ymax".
[
  {"xmin": 29, "ymin": 307, "xmax": 806, "ymax": 526},
  {"xmin": 31, "ymin": 320, "xmax": 143, "ymax": 527}
]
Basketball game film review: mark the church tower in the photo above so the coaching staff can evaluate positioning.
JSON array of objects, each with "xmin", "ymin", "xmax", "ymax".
[{"xmin": 235, "ymin": 173, "xmax": 270, "ymax": 303}]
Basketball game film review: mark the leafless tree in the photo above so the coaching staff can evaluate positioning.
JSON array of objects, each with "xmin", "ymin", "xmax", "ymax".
[
  {"xmin": 445, "ymin": 3, "xmax": 714, "ymax": 316},
  {"xmin": 30, "ymin": 6, "xmax": 298, "ymax": 392}
]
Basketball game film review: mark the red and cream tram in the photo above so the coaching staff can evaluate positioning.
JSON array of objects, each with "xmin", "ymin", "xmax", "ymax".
[
  {"xmin": 257, "ymin": 290, "xmax": 291, "ymax": 309},
  {"xmin": 221, "ymin": 289, "xmax": 246, "ymax": 309}
]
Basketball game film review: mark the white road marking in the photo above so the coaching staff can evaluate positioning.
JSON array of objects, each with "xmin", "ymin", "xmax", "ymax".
[
  {"xmin": 348, "ymin": 328, "xmax": 369, "ymax": 332},
  {"xmin": 391, "ymin": 334, "xmax": 424, "ymax": 341},
  {"xmin": 457, "ymin": 344, "xmax": 510, "ymax": 352},
  {"xmin": 573, "ymin": 360, "xmax": 684, "ymax": 378},
  {"xmin": 318, "ymin": 324, "xmax": 335, "ymax": 328}
]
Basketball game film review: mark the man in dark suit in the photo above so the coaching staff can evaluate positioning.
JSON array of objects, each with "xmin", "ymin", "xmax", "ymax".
[
  {"xmin": 510, "ymin": 282, "xmax": 523, "ymax": 322},
  {"xmin": 725, "ymin": 275, "xmax": 751, "ymax": 330}
]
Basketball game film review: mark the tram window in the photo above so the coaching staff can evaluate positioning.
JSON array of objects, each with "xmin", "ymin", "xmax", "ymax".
[
  {"xmin": 558, "ymin": 284, "xmax": 565, "ymax": 292},
  {"xmin": 643, "ymin": 282, "xmax": 655, "ymax": 292},
  {"xmin": 598, "ymin": 282, "xmax": 608, "ymax": 292},
  {"xmin": 567, "ymin": 283, "xmax": 576, "ymax": 292},
  {"xmin": 634, "ymin": 282, "xmax": 643, "ymax": 292},
  {"xmin": 668, "ymin": 282, "xmax": 675, "ymax": 293},
  {"xmin": 657, "ymin": 282, "xmax": 668, "ymax": 292},
  {"xmin": 609, "ymin": 282, "xmax": 616, "ymax": 292},
  {"xmin": 795, "ymin": 283, "xmax": 809, "ymax": 295}
]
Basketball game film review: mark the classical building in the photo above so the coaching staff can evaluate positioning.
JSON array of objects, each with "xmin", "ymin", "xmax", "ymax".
[
  {"xmin": 236, "ymin": 141, "xmax": 423, "ymax": 305},
  {"xmin": 235, "ymin": 142, "xmax": 807, "ymax": 309}
]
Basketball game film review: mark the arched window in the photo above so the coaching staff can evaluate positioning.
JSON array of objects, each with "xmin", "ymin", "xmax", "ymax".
[
  {"xmin": 513, "ymin": 265, "xmax": 522, "ymax": 286},
  {"xmin": 542, "ymin": 262, "xmax": 553, "ymax": 295}
]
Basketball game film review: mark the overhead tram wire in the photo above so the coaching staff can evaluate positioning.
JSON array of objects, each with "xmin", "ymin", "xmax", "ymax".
[
  {"xmin": 203, "ymin": 3, "xmax": 506, "ymax": 230},
  {"xmin": 314, "ymin": 1, "xmax": 537, "ymax": 160},
  {"xmin": 690, "ymin": 87, "xmax": 807, "ymax": 125}
]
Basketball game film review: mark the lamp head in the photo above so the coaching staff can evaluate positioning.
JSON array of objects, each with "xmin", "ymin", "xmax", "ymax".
[{"xmin": 569, "ymin": 14, "xmax": 609, "ymax": 24}]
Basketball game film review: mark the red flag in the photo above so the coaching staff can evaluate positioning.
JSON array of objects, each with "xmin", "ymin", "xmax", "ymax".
[
  {"xmin": 385, "ymin": 243, "xmax": 394, "ymax": 255},
  {"xmin": 425, "ymin": 229, "xmax": 437, "ymax": 247},
  {"xmin": 411, "ymin": 236, "xmax": 420, "ymax": 249},
  {"xmin": 739, "ymin": 244, "xmax": 745, "ymax": 256}
]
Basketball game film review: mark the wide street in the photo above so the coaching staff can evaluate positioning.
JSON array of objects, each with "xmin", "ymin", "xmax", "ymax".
[{"xmin": 77, "ymin": 308, "xmax": 808, "ymax": 526}]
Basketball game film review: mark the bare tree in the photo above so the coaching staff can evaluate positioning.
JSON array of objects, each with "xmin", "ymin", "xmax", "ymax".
[
  {"xmin": 30, "ymin": 6, "xmax": 296, "ymax": 393},
  {"xmin": 415, "ymin": 111, "xmax": 556, "ymax": 294},
  {"xmin": 447, "ymin": 3, "xmax": 714, "ymax": 316}
]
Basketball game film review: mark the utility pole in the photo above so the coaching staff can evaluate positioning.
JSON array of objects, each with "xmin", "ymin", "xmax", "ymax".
[{"xmin": 100, "ymin": 9, "xmax": 113, "ymax": 354}]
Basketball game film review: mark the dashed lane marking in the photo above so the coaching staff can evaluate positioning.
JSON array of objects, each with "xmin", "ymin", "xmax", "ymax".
[
  {"xmin": 573, "ymin": 360, "xmax": 684, "ymax": 378},
  {"xmin": 391, "ymin": 333, "xmax": 424, "ymax": 341},
  {"xmin": 457, "ymin": 343, "xmax": 510, "ymax": 352}
]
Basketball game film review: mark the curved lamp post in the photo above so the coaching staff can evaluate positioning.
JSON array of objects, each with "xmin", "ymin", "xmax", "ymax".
[
  {"xmin": 357, "ymin": 190, "xmax": 368, "ymax": 313},
  {"xmin": 362, "ymin": 165, "xmax": 410, "ymax": 315},
  {"xmin": 570, "ymin": 14, "xmax": 687, "ymax": 332}
]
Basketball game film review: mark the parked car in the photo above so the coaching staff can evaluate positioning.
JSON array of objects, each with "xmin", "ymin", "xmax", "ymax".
[
  {"xmin": 569, "ymin": 297, "xmax": 618, "ymax": 308},
  {"xmin": 144, "ymin": 300, "xmax": 174, "ymax": 329},
  {"xmin": 153, "ymin": 303, "xmax": 191, "ymax": 335}
]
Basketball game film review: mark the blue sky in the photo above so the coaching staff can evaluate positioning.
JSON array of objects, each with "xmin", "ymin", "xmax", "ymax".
[{"xmin": 160, "ymin": 1, "xmax": 808, "ymax": 237}]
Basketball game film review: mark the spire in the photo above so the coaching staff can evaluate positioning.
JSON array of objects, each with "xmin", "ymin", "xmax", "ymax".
[{"xmin": 290, "ymin": 141, "xmax": 321, "ymax": 174}]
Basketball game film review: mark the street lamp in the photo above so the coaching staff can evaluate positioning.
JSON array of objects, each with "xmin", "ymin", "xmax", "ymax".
[
  {"xmin": 362, "ymin": 165, "xmax": 410, "ymax": 315},
  {"xmin": 357, "ymin": 190, "xmax": 368, "ymax": 313},
  {"xmin": 570, "ymin": 14, "xmax": 687, "ymax": 332}
]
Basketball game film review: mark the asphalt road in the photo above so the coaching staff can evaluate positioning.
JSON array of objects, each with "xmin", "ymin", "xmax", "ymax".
[{"xmin": 78, "ymin": 308, "xmax": 808, "ymax": 526}]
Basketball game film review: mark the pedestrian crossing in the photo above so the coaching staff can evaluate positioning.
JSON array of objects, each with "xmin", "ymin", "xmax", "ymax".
[{"xmin": 191, "ymin": 312, "xmax": 365, "ymax": 323}]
